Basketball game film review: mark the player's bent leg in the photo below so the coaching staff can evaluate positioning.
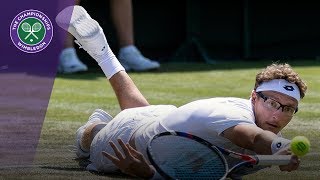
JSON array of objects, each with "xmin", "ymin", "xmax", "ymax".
[
  {"xmin": 87, "ymin": 105, "xmax": 177, "ymax": 173},
  {"xmin": 81, "ymin": 123, "xmax": 107, "ymax": 151},
  {"xmin": 56, "ymin": 6, "xmax": 150, "ymax": 110},
  {"xmin": 75, "ymin": 109, "xmax": 113, "ymax": 158}
]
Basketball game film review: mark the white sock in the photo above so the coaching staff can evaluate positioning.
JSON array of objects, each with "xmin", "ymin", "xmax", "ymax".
[{"xmin": 94, "ymin": 46, "xmax": 125, "ymax": 79}]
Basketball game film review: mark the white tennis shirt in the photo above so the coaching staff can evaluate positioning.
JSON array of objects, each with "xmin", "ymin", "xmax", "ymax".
[
  {"xmin": 134, "ymin": 97, "xmax": 256, "ymax": 156},
  {"xmin": 134, "ymin": 97, "xmax": 268, "ymax": 178}
]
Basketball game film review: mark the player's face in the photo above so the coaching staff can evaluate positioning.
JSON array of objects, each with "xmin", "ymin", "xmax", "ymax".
[{"xmin": 252, "ymin": 91, "xmax": 298, "ymax": 134}]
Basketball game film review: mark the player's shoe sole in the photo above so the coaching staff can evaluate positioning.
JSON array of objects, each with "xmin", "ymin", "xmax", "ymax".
[{"xmin": 56, "ymin": 6, "xmax": 109, "ymax": 59}]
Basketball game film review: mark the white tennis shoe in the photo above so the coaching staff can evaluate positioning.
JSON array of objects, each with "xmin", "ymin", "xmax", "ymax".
[{"xmin": 56, "ymin": 5, "xmax": 109, "ymax": 62}]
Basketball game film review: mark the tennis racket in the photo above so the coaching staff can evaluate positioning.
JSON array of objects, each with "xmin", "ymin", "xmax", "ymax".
[{"xmin": 147, "ymin": 131, "xmax": 292, "ymax": 179}]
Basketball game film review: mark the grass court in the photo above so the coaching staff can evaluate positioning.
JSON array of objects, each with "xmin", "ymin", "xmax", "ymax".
[{"xmin": 1, "ymin": 60, "xmax": 319, "ymax": 179}]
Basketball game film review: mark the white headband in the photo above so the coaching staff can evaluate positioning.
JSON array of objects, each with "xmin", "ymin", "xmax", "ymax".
[{"xmin": 256, "ymin": 79, "xmax": 300, "ymax": 101}]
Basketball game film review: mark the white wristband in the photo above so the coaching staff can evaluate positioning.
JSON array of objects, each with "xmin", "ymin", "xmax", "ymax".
[{"xmin": 271, "ymin": 137, "xmax": 291, "ymax": 154}]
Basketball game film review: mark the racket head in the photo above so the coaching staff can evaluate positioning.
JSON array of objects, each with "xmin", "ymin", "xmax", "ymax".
[
  {"xmin": 147, "ymin": 131, "xmax": 228, "ymax": 179},
  {"xmin": 32, "ymin": 22, "xmax": 42, "ymax": 32},
  {"xmin": 21, "ymin": 22, "xmax": 31, "ymax": 32}
]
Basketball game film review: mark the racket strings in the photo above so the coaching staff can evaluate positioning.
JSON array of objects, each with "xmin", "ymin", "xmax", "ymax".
[{"xmin": 149, "ymin": 135, "xmax": 227, "ymax": 179}]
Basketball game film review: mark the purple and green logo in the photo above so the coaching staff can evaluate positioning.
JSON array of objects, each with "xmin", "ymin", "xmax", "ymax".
[{"xmin": 10, "ymin": 9, "xmax": 53, "ymax": 53}]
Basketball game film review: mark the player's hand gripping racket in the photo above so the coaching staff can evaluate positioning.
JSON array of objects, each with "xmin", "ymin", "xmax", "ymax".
[{"xmin": 147, "ymin": 131, "xmax": 293, "ymax": 180}]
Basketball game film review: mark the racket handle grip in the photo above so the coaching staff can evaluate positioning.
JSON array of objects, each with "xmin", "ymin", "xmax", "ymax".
[{"xmin": 256, "ymin": 155, "xmax": 291, "ymax": 165}]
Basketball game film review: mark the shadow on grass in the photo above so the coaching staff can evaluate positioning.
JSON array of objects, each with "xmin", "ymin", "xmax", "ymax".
[
  {"xmin": 40, "ymin": 166, "xmax": 85, "ymax": 172},
  {"xmin": 56, "ymin": 59, "xmax": 320, "ymax": 80},
  {"xmin": 40, "ymin": 166, "xmax": 132, "ymax": 179}
]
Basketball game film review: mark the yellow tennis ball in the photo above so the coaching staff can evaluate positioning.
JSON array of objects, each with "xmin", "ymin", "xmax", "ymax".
[{"xmin": 290, "ymin": 136, "xmax": 310, "ymax": 156}]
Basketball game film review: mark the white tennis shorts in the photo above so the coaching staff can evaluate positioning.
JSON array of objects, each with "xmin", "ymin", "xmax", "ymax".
[{"xmin": 86, "ymin": 105, "xmax": 177, "ymax": 172}]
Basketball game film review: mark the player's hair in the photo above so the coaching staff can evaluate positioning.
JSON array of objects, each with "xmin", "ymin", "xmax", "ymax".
[{"xmin": 254, "ymin": 63, "xmax": 307, "ymax": 99}]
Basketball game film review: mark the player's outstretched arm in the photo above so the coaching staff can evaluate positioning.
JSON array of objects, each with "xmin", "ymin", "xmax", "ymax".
[
  {"xmin": 222, "ymin": 124, "xmax": 300, "ymax": 172},
  {"xmin": 223, "ymin": 124, "xmax": 283, "ymax": 154}
]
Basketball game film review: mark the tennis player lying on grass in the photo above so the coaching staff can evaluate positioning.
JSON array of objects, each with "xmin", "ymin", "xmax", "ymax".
[{"xmin": 56, "ymin": 6, "xmax": 307, "ymax": 179}]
